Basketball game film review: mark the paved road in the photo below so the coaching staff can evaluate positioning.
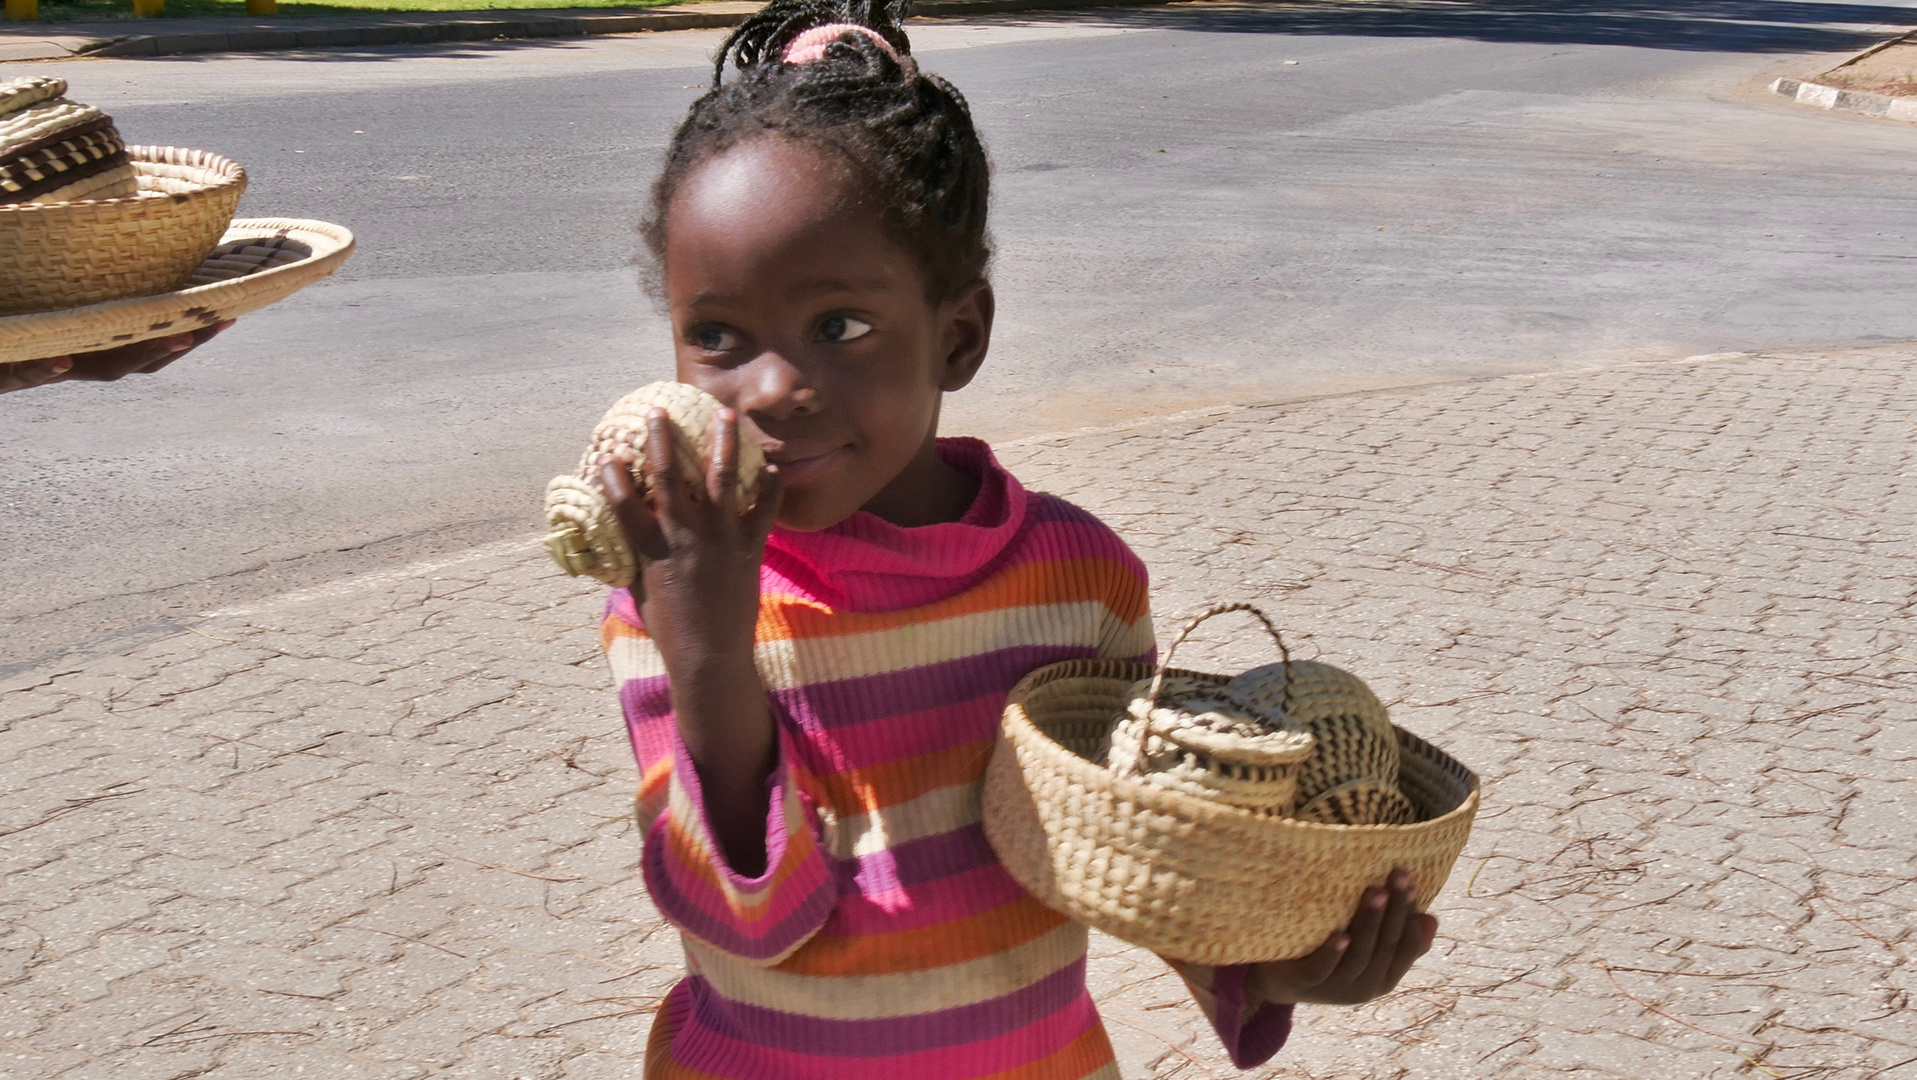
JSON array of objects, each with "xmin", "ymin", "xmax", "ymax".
[
  {"xmin": 4, "ymin": 0, "xmax": 1917, "ymax": 672},
  {"xmin": 5, "ymin": 344, "xmax": 1912, "ymax": 1078}
]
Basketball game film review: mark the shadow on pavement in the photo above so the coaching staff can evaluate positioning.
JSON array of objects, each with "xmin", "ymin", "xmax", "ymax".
[
  {"xmin": 27, "ymin": 0, "xmax": 1914, "ymax": 65},
  {"xmin": 971, "ymin": 0, "xmax": 1917, "ymax": 54}
]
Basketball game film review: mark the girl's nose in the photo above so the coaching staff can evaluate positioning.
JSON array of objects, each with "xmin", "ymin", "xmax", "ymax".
[{"xmin": 735, "ymin": 350, "xmax": 822, "ymax": 421}]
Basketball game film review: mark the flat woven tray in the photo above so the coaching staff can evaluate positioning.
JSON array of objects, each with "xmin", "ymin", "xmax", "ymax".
[{"xmin": 0, "ymin": 217, "xmax": 353, "ymax": 364}]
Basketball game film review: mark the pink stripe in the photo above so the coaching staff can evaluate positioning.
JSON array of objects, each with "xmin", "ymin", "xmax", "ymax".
[
  {"xmin": 807, "ymin": 693, "xmax": 1004, "ymax": 771},
  {"xmin": 823, "ymin": 864, "xmax": 1027, "ymax": 935},
  {"xmin": 670, "ymin": 978, "xmax": 1102, "ymax": 1078}
]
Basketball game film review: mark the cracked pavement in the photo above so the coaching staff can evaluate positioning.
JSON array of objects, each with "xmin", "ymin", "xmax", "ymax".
[{"xmin": 2, "ymin": 345, "xmax": 1914, "ymax": 1078}]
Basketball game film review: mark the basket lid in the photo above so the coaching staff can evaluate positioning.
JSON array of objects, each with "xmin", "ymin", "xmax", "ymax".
[{"xmin": 1, "ymin": 76, "xmax": 135, "ymax": 206}]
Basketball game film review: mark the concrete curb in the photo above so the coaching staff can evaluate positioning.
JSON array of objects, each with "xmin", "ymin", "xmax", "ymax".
[
  {"xmin": 0, "ymin": 0, "xmax": 1175, "ymax": 60},
  {"xmin": 1770, "ymin": 76, "xmax": 1917, "ymax": 123}
]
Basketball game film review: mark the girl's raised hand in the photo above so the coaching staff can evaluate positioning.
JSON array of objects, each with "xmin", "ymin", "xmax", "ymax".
[
  {"xmin": 1246, "ymin": 869, "xmax": 1436, "ymax": 1006},
  {"xmin": 600, "ymin": 407, "xmax": 783, "ymax": 665}
]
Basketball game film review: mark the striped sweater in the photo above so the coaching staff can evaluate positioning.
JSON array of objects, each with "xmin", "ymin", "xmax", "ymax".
[{"xmin": 603, "ymin": 438, "xmax": 1293, "ymax": 1078}]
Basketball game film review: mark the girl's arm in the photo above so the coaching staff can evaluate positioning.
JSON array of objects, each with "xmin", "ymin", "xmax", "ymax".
[
  {"xmin": 600, "ymin": 410, "xmax": 836, "ymax": 966},
  {"xmin": 604, "ymin": 408, "xmax": 785, "ymax": 873}
]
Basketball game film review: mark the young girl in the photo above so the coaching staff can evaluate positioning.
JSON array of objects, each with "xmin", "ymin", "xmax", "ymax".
[{"xmin": 598, "ymin": 3, "xmax": 1436, "ymax": 1074}]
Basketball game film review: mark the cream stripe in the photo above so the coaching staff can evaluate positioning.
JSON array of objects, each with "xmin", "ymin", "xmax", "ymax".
[
  {"xmin": 822, "ymin": 781, "xmax": 981, "ymax": 860},
  {"xmin": 686, "ymin": 921, "xmax": 1089, "ymax": 1020},
  {"xmin": 608, "ymin": 603, "xmax": 1151, "ymax": 689}
]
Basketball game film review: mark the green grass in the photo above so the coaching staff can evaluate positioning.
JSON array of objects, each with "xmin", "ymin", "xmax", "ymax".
[{"xmin": 33, "ymin": 0, "xmax": 676, "ymax": 19}]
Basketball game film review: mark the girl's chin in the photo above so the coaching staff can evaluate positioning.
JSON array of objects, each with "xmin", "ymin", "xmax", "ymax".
[{"xmin": 770, "ymin": 490, "xmax": 866, "ymax": 533}]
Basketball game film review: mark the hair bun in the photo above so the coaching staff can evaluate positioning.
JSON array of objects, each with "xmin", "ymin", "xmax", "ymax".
[
  {"xmin": 783, "ymin": 23, "xmax": 904, "ymax": 66},
  {"xmin": 716, "ymin": 0, "xmax": 912, "ymax": 84}
]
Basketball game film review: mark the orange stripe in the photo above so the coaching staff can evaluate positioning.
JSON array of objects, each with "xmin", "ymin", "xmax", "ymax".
[
  {"xmin": 976, "ymin": 1024, "xmax": 1117, "ymax": 1080},
  {"xmin": 778, "ymin": 894, "xmax": 1069, "ymax": 976},
  {"xmin": 639, "ymin": 759, "xmax": 671, "ymax": 797},
  {"xmin": 759, "ymin": 557, "xmax": 1146, "ymax": 642},
  {"xmin": 814, "ymin": 737, "xmax": 996, "ymax": 814},
  {"xmin": 603, "ymin": 612, "xmax": 644, "ymax": 648}
]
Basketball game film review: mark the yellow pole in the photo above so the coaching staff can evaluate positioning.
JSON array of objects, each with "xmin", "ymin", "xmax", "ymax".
[
  {"xmin": 245, "ymin": 0, "xmax": 276, "ymax": 13},
  {"xmin": 131, "ymin": 0, "xmax": 163, "ymax": 16},
  {"xmin": 4, "ymin": 0, "xmax": 38, "ymax": 20}
]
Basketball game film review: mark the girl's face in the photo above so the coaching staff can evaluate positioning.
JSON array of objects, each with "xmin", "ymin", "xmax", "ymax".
[{"xmin": 661, "ymin": 138, "xmax": 993, "ymax": 532}]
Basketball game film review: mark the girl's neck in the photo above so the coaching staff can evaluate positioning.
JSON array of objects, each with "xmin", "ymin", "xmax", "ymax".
[{"xmin": 858, "ymin": 435, "xmax": 981, "ymax": 528}]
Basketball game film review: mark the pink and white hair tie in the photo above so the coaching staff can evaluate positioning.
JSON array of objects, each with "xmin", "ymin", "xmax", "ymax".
[{"xmin": 783, "ymin": 23, "xmax": 903, "ymax": 66}]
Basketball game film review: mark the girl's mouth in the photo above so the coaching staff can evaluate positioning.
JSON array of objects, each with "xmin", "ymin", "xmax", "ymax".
[{"xmin": 766, "ymin": 446, "xmax": 847, "ymax": 484}]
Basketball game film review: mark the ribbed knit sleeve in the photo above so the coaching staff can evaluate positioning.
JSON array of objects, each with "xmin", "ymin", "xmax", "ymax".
[
  {"xmin": 603, "ymin": 591, "xmax": 836, "ymax": 967},
  {"xmin": 1162, "ymin": 959, "xmax": 1295, "ymax": 1069}
]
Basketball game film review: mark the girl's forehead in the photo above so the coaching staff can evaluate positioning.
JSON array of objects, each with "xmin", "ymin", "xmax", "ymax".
[
  {"xmin": 664, "ymin": 139, "xmax": 921, "ymax": 297},
  {"xmin": 672, "ymin": 139, "xmax": 861, "ymax": 238}
]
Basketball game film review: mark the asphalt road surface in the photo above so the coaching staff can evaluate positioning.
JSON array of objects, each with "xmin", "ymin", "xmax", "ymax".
[{"xmin": 4, "ymin": 0, "xmax": 1916, "ymax": 673}]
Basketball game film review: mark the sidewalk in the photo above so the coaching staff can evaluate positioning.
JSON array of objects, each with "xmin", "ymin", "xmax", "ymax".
[
  {"xmin": 3, "ymin": 345, "xmax": 1914, "ymax": 1078},
  {"xmin": 0, "ymin": 0, "xmax": 1165, "ymax": 60}
]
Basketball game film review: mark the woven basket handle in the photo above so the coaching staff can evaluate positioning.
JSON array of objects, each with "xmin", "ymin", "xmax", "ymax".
[
  {"xmin": 1114, "ymin": 604, "xmax": 1294, "ymax": 776},
  {"xmin": 1147, "ymin": 602, "xmax": 1293, "ymax": 710}
]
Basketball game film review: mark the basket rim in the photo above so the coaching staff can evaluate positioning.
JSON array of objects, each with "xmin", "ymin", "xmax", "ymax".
[
  {"xmin": 1002, "ymin": 657, "xmax": 1481, "ymax": 835},
  {"xmin": 0, "ymin": 146, "xmax": 245, "ymax": 215},
  {"xmin": 0, "ymin": 217, "xmax": 354, "ymax": 363}
]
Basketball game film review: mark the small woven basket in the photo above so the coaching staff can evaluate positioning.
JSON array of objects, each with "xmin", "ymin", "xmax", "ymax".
[
  {"xmin": 0, "ymin": 146, "xmax": 246, "ymax": 316},
  {"xmin": 981, "ymin": 607, "xmax": 1479, "ymax": 965}
]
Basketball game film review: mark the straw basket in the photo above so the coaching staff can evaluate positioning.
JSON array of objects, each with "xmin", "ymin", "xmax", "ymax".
[
  {"xmin": 0, "ymin": 146, "xmax": 246, "ymax": 316},
  {"xmin": 981, "ymin": 608, "xmax": 1479, "ymax": 965},
  {"xmin": 0, "ymin": 219, "xmax": 354, "ymax": 364}
]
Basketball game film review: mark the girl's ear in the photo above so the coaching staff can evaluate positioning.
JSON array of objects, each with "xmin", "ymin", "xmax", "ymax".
[{"xmin": 936, "ymin": 280, "xmax": 994, "ymax": 393}]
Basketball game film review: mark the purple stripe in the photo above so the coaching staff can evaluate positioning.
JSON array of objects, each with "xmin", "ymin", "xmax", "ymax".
[
  {"xmin": 773, "ymin": 645, "xmax": 1099, "ymax": 733},
  {"xmin": 683, "ymin": 957, "xmax": 1091, "ymax": 1056},
  {"xmin": 850, "ymin": 823, "xmax": 998, "ymax": 896}
]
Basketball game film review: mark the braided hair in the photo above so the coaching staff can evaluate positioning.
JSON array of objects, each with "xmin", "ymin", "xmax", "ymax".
[{"xmin": 643, "ymin": 0, "xmax": 991, "ymax": 301}]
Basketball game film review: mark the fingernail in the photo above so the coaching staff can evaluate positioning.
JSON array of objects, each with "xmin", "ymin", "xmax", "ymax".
[{"xmin": 49, "ymin": 356, "xmax": 73, "ymax": 373}]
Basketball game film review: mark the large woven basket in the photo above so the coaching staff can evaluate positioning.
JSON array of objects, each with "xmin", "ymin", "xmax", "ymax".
[
  {"xmin": 0, "ymin": 146, "xmax": 246, "ymax": 316},
  {"xmin": 0, "ymin": 218, "xmax": 354, "ymax": 364},
  {"xmin": 982, "ymin": 642, "xmax": 1479, "ymax": 965}
]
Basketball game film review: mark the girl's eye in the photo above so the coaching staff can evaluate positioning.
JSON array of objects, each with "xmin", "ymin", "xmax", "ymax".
[
  {"xmin": 818, "ymin": 315, "xmax": 873, "ymax": 343},
  {"xmin": 692, "ymin": 324, "xmax": 742, "ymax": 352}
]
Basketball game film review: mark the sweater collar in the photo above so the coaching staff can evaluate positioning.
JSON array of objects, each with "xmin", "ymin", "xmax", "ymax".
[{"xmin": 761, "ymin": 437, "xmax": 1028, "ymax": 613}]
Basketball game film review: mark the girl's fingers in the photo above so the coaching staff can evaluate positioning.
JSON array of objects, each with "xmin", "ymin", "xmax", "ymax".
[
  {"xmin": 0, "ymin": 357, "xmax": 72, "ymax": 393},
  {"xmin": 1293, "ymin": 932, "xmax": 1350, "ymax": 987},
  {"xmin": 1381, "ymin": 913, "xmax": 1437, "ymax": 992},
  {"xmin": 644, "ymin": 409, "xmax": 693, "ymax": 518},
  {"xmin": 602, "ymin": 457, "xmax": 666, "ymax": 563},
  {"xmin": 743, "ymin": 464, "xmax": 785, "ymax": 542},
  {"xmin": 1334, "ymin": 885, "xmax": 1388, "ymax": 980},
  {"xmin": 1362, "ymin": 871, "xmax": 1416, "ymax": 987},
  {"xmin": 708, "ymin": 409, "xmax": 739, "ymax": 508}
]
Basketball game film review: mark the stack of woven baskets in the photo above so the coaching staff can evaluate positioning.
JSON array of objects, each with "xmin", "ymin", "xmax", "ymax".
[
  {"xmin": 982, "ymin": 604, "xmax": 1480, "ymax": 965},
  {"xmin": 0, "ymin": 76, "xmax": 355, "ymax": 363}
]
